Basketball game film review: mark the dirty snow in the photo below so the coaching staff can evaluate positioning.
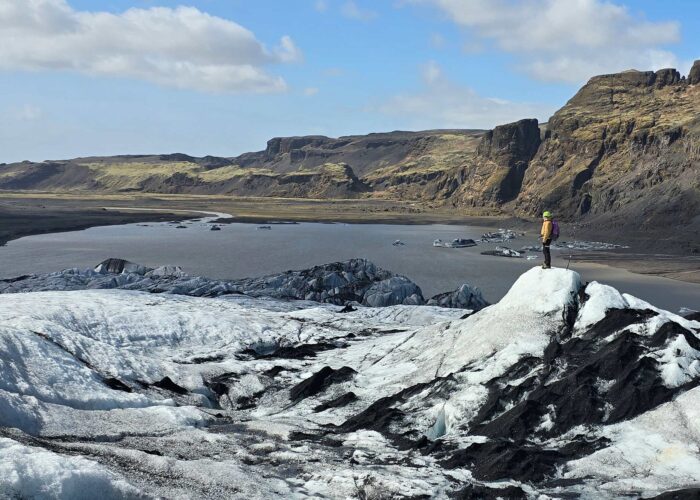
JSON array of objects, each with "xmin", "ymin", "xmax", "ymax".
[{"xmin": 0, "ymin": 266, "xmax": 698, "ymax": 499}]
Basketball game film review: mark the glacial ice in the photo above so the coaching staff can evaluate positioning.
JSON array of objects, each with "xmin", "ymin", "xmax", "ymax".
[
  {"xmin": 0, "ymin": 437, "xmax": 140, "ymax": 500},
  {"xmin": 0, "ymin": 266, "xmax": 698, "ymax": 498}
]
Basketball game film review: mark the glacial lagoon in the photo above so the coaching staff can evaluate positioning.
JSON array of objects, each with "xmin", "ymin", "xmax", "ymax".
[{"xmin": 0, "ymin": 217, "xmax": 698, "ymax": 312}]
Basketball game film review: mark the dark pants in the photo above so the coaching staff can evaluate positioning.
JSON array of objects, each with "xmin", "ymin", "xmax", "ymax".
[{"xmin": 542, "ymin": 239, "xmax": 551, "ymax": 267}]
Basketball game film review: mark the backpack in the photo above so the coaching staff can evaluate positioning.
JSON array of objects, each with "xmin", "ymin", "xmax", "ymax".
[{"xmin": 551, "ymin": 220, "xmax": 560, "ymax": 241}]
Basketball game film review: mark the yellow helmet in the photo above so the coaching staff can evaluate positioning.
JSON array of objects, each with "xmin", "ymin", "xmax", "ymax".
[{"xmin": 542, "ymin": 211, "xmax": 552, "ymax": 218}]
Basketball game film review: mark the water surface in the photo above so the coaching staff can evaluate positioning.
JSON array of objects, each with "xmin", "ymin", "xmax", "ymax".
[{"xmin": 0, "ymin": 219, "xmax": 697, "ymax": 312}]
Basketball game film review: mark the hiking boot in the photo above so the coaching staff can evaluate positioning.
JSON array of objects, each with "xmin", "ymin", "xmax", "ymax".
[{"xmin": 541, "ymin": 264, "xmax": 551, "ymax": 269}]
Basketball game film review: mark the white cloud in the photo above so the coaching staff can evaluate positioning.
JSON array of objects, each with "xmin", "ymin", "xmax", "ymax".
[
  {"xmin": 462, "ymin": 39, "xmax": 485, "ymax": 54},
  {"xmin": 409, "ymin": 0, "xmax": 681, "ymax": 82},
  {"xmin": 314, "ymin": 0, "xmax": 329, "ymax": 12},
  {"xmin": 275, "ymin": 35, "xmax": 304, "ymax": 63},
  {"xmin": 377, "ymin": 61, "xmax": 556, "ymax": 129},
  {"xmin": 16, "ymin": 104, "xmax": 43, "ymax": 121},
  {"xmin": 0, "ymin": 0, "xmax": 302, "ymax": 93},
  {"xmin": 341, "ymin": 1, "xmax": 378, "ymax": 21},
  {"xmin": 323, "ymin": 67, "xmax": 345, "ymax": 77},
  {"xmin": 422, "ymin": 60, "xmax": 442, "ymax": 84},
  {"xmin": 429, "ymin": 33, "xmax": 446, "ymax": 49},
  {"xmin": 303, "ymin": 87, "xmax": 320, "ymax": 96}
]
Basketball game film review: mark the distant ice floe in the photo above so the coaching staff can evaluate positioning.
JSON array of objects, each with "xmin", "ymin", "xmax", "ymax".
[
  {"xmin": 476, "ymin": 239, "xmax": 631, "ymax": 260},
  {"xmin": 480, "ymin": 245, "xmax": 522, "ymax": 258},
  {"xmin": 680, "ymin": 307, "xmax": 698, "ymax": 315},
  {"xmin": 553, "ymin": 240, "xmax": 630, "ymax": 251},
  {"xmin": 481, "ymin": 229, "xmax": 521, "ymax": 243},
  {"xmin": 433, "ymin": 238, "xmax": 477, "ymax": 248}
]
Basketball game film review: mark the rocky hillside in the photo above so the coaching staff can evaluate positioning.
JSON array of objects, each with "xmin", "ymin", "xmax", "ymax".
[
  {"xmin": 1, "ymin": 263, "xmax": 699, "ymax": 498},
  {"xmin": 514, "ymin": 65, "xmax": 700, "ymax": 232},
  {"xmin": 1, "ymin": 61, "xmax": 699, "ymax": 239},
  {"xmin": 0, "ymin": 156, "xmax": 372, "ymax": 199},
  {"xmin": 0, "ymin": 130, "xmax": 484, "ymax": 200},
  {"xmin": 452, "ymin": 118, "xmax": 543, "ymax": 207}
]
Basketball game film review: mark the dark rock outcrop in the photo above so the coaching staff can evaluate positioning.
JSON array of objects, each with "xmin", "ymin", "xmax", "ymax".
[
  {"xmin": 313, "ymin": 392, "xmax": 358, "ymax": 412},
  {"xmin": 650, "ymin": 487, "xmax": 700, "ymax": 500},
  {"xmin": 655, "ymin": 68, "xmax": 681, "ymax": 88},
  {"xmin": 236, "ymin": 130, "xmax": 484, "ymax": 178},
  {"xmin": 476, "ymin": 118, "xmax": 542, "ymax": 169},
  {"xmin": 688, "ymin": 60, "xmax": 700, "ymax": 85},
  {"xmin": 152, "ymin": 376, "xmax": 189, "ymax": 395},
  {"xmin": 453, "ymin": 483, "xmax": 527, "ymax": 499},
  {"xmin": 454, "ymin": 118, "xmax": 542, "ymax": 206},
  {"xmin": 264, "ymin": 136, "xmax": 331, "ymax": 159},
  {"xmin": 516, "ymin": 65, "xmax": 700, "ymax": 244},
  {"xmin": 290, "ymin": 366, "xmax": 356, "ymax": 401}
]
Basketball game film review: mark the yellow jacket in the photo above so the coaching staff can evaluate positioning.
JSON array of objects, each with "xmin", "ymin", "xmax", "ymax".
[{"xmin": 541, "ymin": 219, "xmax": 553, "ymax": 240}]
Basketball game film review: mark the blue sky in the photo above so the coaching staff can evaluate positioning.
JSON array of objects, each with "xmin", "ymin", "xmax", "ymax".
[{"xmin": 0, "ymin": 0, "xmax": 697, "ymax": 163}]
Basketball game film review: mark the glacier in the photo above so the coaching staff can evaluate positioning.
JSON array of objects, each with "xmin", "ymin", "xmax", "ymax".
[{"xmin": 0, "ymin": 265, "xmax": 699, "ymax": 499}]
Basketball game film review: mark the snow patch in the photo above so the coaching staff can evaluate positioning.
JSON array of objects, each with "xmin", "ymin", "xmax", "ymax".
[
  {"xmin": 563, "ymin": 387, "xmax": 700, "ymax": 497},
  {"xmin": 0, "ymin": 437, "xmax": 139, "ymax": 500},
  {"xmin": 576, "ymin": 282, "xmax": 629, "ymax": 332}
]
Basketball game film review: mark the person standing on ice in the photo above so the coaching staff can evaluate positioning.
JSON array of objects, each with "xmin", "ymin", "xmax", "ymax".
[{"xmin": 540, "ymin": 211, "xmax": 555, "ymax": 269}]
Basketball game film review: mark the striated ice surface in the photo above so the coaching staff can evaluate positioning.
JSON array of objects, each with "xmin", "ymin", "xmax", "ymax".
[{"xmin": 0, "ymin": 266, "xmax": 698, "ymax": 499}]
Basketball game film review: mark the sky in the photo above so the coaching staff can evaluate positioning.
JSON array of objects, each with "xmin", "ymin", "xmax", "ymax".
[{"xmin": 0, "ymin": 0, "xmax": 698, "ymax": 163}]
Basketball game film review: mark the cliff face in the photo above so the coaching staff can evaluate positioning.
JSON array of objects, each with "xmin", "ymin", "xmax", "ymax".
[
  {"xmin": 688, "ymin": 60, "xmax": 700, "ymax": 85},
  {"xmin": 233, "ymin": 130, "xmax": 485, "ymax": 178},
  {"xmin": 453, "ymin": 119, "xmax": 542, "ymax": 207},
  {"xmin": 0, "ymin": 130, "xmax": 484, "ymax": 200},
  {"xmin": 515, "ymin": 64, "xmax": 700, "ymax": 234}
]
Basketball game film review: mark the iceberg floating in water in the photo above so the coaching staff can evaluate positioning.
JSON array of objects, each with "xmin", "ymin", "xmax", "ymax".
[
  {"xmin": 433, "ymin": 238, "xmax": 477, "ymax": 248},
  {"xmin": 480, "ymin": 246, "xmax": 521, "ymax": 258}
]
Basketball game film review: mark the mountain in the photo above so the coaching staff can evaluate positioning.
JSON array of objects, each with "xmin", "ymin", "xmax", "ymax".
[
  {"xmin": 0, "ymin": 130, "xmax": 485, "ymax": 200},
  {"xmin": 1, "ymin": 61, "xmax": 699, "ymax": 240},
  {"xmin": 1, "ymin": 262, "xmax": 699, "ymax": 498},
  {"xmin": 0, "ymin": 155, "xmax": 372, "ymax": 199},
  {"xmin": 515, "ymin": 66, "xmax": 700, "ymax": 231}
]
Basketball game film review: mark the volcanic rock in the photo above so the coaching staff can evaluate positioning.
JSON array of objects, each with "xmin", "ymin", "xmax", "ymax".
[
  {"xmin": 655, "ymin": 68, "xmax": 681, "ymax": 88},
  {"xmin": 688, "ymin": 60, "xmax": 700, "ymax": 85}
]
